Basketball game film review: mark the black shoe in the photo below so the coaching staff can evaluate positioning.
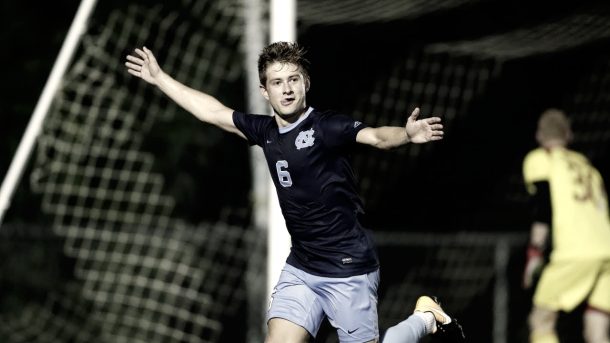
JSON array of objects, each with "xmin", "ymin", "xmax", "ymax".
[{"xmin": 433, "ymin": 317, "xmax": 465, "ymax": 343}]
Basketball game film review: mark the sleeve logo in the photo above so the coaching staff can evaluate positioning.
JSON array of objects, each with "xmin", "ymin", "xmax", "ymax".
[
  {"xmin": 354, "ymin": 121, "xmax": 362, "ymax": 128},
  {"xmin": 295, "ymin": 129, "xmax": 315, "ymax": 150}
]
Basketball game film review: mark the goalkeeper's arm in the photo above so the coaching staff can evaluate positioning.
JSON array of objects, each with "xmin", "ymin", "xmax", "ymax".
[{"xmin": 522, "ymin": 181, "xmax": 551, "ymax": 290}]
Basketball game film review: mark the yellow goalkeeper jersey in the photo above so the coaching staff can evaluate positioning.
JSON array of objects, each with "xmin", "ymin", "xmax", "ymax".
[{"xmin": 523, "ymin": 147, "xmax": 610, "ymax": 261}]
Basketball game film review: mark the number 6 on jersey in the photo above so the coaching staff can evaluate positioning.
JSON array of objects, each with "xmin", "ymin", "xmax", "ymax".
[{"xmin": 276, "ymin": 160, "xmax": 292, "ymax": 187}]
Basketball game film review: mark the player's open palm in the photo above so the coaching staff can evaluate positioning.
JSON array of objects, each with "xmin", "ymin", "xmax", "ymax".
[
  {"xmin": 125, "ymin": 47, "xmax": 162, "ymax": 85},
  {"xmin": 405, "ymin": 108, "xmax": 444, "ymax": 143}
]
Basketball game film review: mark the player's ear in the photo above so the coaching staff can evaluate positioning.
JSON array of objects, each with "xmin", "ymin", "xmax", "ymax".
[
  {"xmin": 260, "ymin": 84, "xmax": 269, "ymax": 100},
  {"xmin": 305, "ymin": 76, "xmax": 311, "ymax": 92}
]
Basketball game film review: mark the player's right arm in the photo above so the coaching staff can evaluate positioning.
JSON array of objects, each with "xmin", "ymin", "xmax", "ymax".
[{"xmin": 125, "ymin": 47, "xmax": 245, "ymax": 139}]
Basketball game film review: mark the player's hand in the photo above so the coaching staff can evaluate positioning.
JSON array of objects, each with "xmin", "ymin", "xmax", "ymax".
[
  {"xmin": 405, "ymin": 108, "xmax": 444, "ymax": 143},
  {"xmin": 125, "ymin": 46, "xmax": 162, "ymax": 85},
  {"xmin": 521, "ymin": 245, "xmax": 544, "ymax": 289}
]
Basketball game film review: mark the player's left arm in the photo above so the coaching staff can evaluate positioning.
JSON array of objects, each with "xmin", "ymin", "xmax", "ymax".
[
  {"xmin": 522, "ymin": 220, "xmax": 550, "ymax": 290},
  {"xmin": 522, "ymin": 175, "xmax": 552, "ymax": 289},
  {"xmin": 356, "ymin": 108, "xmax": 443, "ymax": 150}
]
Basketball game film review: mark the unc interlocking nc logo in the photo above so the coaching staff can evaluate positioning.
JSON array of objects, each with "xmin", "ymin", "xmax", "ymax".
[{"xmin": 295, "ymin": 129, "xmax": 315, "ymax": 149}]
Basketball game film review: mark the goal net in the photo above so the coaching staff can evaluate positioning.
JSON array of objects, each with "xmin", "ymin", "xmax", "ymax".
[{"xmin": 1, "ymin": 1, "xmax": 266, "ymax": 343}]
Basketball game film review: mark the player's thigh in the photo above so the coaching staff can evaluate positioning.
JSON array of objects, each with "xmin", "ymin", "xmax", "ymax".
[
  {"xmin": 267, "ymin": 264, "xmax": 325, "ymax": 339},
  {"xmin": 587, "ymin": 260, "xmax": 610, "ymax": 313},
  {"xmin": 533, "ymin": 260, "xmax": 600, "ymax": 312},
  {"xmin": 315, "ymin": 269, "xmax": 380, "ymax": 343},
  {"xmin": 266, "ymin": 318, "xmax": 311, "ymax": 343}
]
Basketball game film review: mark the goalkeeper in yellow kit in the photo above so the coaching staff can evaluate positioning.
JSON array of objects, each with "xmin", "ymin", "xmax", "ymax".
[{"xmin": 522, "ymin": 109, "xmax": 610, "ymax": 343}]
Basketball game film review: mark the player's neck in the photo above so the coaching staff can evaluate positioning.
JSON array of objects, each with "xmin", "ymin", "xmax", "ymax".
[
  {"xmin": 275, "ymin": 106, "xmax": 309, "ymax": 128},
  {"xmin": 542, "ymin": 140, "xmax": 567, "ymax": 149}
]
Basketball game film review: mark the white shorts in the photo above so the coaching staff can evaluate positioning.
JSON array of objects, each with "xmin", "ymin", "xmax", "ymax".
[{"xmin": 267, "ymin": 263, "xmax": 380, "ymax": 343}]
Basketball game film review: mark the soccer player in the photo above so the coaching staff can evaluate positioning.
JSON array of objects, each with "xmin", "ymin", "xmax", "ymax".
[
  {"xmin": 522, "ymin": 109, "xmax": 610, "ymax": 343},
  {"xmin": 125, "ymin": 42, "xmax": 465, "ymax": 343}
]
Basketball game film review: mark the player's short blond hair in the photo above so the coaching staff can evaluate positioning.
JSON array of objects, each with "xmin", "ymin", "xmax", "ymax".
[
  {"xmin": 537, "ymin": 108, "xmax": 571, "ymax": 142},
  {"xmin": 258, "ymin": 42, "xmax": 310, "ymax": 87}
]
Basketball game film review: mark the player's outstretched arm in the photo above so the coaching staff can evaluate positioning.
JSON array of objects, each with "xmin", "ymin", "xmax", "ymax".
[
  {"xmin": 125, "ymin": 47, "xmax": 244, "ymax": 138},
  {"xmin": 356, "ymin": 108, "xmax": 443, "ymax": 150}
]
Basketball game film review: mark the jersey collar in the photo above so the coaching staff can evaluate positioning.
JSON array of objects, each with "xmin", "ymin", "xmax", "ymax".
[{"xmin": 279, "ymin": 107, "xmax": 314, "ymax": 134}]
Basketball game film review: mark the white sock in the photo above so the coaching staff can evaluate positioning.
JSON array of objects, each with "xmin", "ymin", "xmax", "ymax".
[
  {"xmin": 381, "ymin": 314, "xmax": 429, "ymax": 343},
  {"xmin": 413, "ymin": 311, "xmax": 436, "ymax": 334}
]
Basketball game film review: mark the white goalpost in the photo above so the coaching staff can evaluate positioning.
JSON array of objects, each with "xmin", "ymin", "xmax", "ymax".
[
  {"xmin": 267, "ymin": 0, "xmax": 296, "ymax": 305},
  {"xmin": 0, "ymin": 0, "xmax": 98, "ymax": 227}
]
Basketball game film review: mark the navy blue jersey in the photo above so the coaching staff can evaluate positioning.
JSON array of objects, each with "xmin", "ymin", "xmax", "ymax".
[{"xmin": 233, "ymin": 107, "xmax": 380, "ymax": 277}]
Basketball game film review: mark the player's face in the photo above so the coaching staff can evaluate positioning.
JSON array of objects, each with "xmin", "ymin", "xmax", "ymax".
[{"xmin": 260, "ymin": 62, "xmax": 310, "ymax": 123}]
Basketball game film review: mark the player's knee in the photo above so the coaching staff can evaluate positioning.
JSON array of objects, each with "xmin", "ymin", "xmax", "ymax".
[
  {"xmin": 528, "ymin": 306, "xmax": 558, "ymax": 333},
  {"xmin": 265, "ymin": 318, "xmax": 310, "ymax": 343},
  {"xmin": 264, "ymin": 334, "xmax": 309, "ymax": 343}
]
